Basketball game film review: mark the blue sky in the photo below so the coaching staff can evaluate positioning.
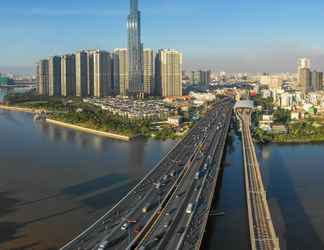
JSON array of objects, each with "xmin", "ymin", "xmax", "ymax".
[{"xmin": 1, "ymin": 0, "xmax": 324, "ymax": 74}]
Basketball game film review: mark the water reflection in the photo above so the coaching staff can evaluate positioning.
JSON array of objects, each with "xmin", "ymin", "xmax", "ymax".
[{"xmin": 260, "ymin": 145, "xmax": 324, "ymax": 250}]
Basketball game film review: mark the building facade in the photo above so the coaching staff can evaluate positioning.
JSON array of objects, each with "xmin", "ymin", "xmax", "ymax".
[
  {"xmin": 128, "ymin": 0, "xmax": 143, "ymax": 96},
  {"xmin": 311, "ymin": 71, "xmax": 323, "ymax": 92},
  {"xmin": 36, "ymin": 59, "xmax": 49, "ymax": 96},
  {"xmin": 199, "ymin": 70, "xmax": 211, "ymax": 85},
  {"xmin": 299, "ymin": 68, "xmax": 311, "ymax": 94},
  {"xmin": 61, "ymin": 54, "xmax": 76, "ymax": 97},
  {"xmin": 93, "ymin": 50, "xmax": 113, "ymax": 97},
  {"xmin": 75, "ymin": 51, "xmax": 88, "ymax": 97},
  {"xmin": 48, "ymin": 56, "xmax": 61, "ymax": 96},
  {"xmin": 143, "ymin": 48, "xmax": 154, "ymax": 95},
  {"xmin": 113, "ymin": 48, "xmax": 129, "ymax": 96},
  {"xmin": 155, "ymin": 49, "xmax": 183, "ymax": 97}
]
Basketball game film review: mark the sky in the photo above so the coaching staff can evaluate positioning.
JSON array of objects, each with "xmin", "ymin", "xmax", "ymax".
[{"xmin": 1, "ymin": 0, "xmax": 324, "ymax": 75}]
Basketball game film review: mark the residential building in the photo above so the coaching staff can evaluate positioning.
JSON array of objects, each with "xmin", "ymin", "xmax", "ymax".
[
  {"xmin": 143, "ymin": 48, "xmax": 154, "ymax": 95},
  {"xmin": 128, "ymin": 0, "xmax": 143, "ymax": 96},
  {"xmin": 48, "ymin": 56, "xmax": 61, "ymax": 96},
  {"xmin": 113, "ymin": 48, "xmax": 129, "ymax": 96},
  {"xmin": 36, "ymin": 59, "xmax": 49, "ymax": 96},
  {"xmin": 87, "ymin": 49, "xmax": 96, "ymax": 96},
  {"xmin": 199, "ymin": 70, "xmax": 211, "ymax": 85},
  {"xmin": 75, "ymin": 51, "xmax": 88, "ymax": 97},
  {"xmin": 190, "ymin": 71, "xmax": 200, "ymax": 84},
  {"xmin": 61, "ymin": 54, "xmax": 76, "ymax": 97},
  {"xmin": 93, "ymin": 50, "xmax": 113, "ymax": 97},
  {"xmin": 155, "ymin": 49, "xmax": 183, "ymax": 97}
]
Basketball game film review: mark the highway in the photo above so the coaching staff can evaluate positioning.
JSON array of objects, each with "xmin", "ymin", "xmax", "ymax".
[
  {"xmin": 134, "ymin": 100, "xmax": 233, "ymax": 250},
  {"xmin": 237, "ymin": 108, "xmax": 280, "ymax": 250},
  {"xmin": 60, "ymin": 97, "xmax": 233, "ymax": 250}
]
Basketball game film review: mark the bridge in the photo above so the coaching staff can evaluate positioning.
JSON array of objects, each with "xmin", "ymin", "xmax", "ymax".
[
  {"xmin": 235, "ymin": 101, "xmax": 280, "ymax": 250},
  {"xmin": 60, "ymin": 97, "xmax": 234, "ymax": 250}
]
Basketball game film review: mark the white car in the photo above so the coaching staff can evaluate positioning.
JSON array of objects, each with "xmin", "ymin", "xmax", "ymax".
[
  {"xmin": 121, "ymin": 222, "xmax": 129, "ymax": 231},
  {"xmin": 186, "ymin": 203, "xmax": 194, "ymax": 214},
  {"xmin": 98, "ymin": 240, "xmax": 109, "ymax": 250}
]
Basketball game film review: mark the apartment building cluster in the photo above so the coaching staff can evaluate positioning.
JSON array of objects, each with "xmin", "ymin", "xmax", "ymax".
[
  {"xmin": 189, "ymin": 70, "xmax": 211, "ymax": 85},
  {"xmin": 297, "ymin": 58, "xmax": 323, "ymax": 93},
  {"xmin": 36, "ymin": 48, "xmax": 182, "ymax": 99}
]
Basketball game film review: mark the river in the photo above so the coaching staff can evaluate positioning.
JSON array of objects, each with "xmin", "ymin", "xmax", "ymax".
[{"xmin": 0, "ymin": 107, "xmax": 177, "ymax": 250}]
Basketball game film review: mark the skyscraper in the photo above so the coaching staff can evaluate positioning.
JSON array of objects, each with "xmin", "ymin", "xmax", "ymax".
[
  {"xmin": 143, "ymin": 48, "xmax": 154, "ymax": 95},
  {"xmin": 36, "ymin": 59, "xmax": 49, "ymax": 96},
  {"xmin": 93, "ymin": 50, "xmax": 113, "ymax": 97},
  {"xmin": 298, "ymin": 58, "xmax": 311, "ymax": 87},
  {"xmin": 48, "ymin": 56, "xmax": 61, "ymax": 96},
  {"xmin": 61, "ymin": 54, "xmax": 76, "ymax": 97},
  {"xmin": 299, "ymin": 68, "xmax": 311, "ymax": 93},
  {"xmin": 75, "ymin": 51, "xmax": 88, "ymax": 97},
  {"xmin": 113, "ymin": 48, "xmax": 129, "ymax": 96},
  {"xmin": 128, "ymin": 0, "xmax": 143, "ymax": 96},
  {"xmin": 155, "ymin": 49, "xmax": 183, "ymax": 97}
]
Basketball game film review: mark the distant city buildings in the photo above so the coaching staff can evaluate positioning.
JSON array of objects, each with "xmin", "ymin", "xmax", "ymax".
[
  {"xmin": 189, "ymin": 70, "xmax": 211, "ymax": 85},
  {"xmin": 297, "ymin": 58, "xmax": 323, "ymax": 93}
]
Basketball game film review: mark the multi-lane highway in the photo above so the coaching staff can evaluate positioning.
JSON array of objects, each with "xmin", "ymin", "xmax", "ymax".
[
  {"xmin": 236, "ymin": 107, "xmax": 280, "ymax": 250},
  {"xmin": 134, "ymin": 101, "xmax": 233, "ymax": 250},
  {"xmin": 60, "ymin": 97, "xmax": 234, "ymax": 250}
]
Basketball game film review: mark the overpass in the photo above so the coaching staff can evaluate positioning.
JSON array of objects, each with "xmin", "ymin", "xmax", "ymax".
[
  {"xmin": 60, "ymin": 97, "xmax": 234, "ymax": 250},
  {"xmin": 235, "ymin": 101, "xmax": 280, "ymax": 250},
  {"xmin": 133, "ymin": 100, "xmax": 233, "ymax": 250}
]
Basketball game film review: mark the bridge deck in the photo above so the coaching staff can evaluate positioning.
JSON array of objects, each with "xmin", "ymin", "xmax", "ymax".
[{"xmin": 238, "ymin": 109, "xmax": 280, "ymax": 250}]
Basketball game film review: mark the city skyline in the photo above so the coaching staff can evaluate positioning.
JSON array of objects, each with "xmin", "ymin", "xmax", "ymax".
[{"xmin": 2, "ymin": 0, "xmax": 324, "ymax": 74}]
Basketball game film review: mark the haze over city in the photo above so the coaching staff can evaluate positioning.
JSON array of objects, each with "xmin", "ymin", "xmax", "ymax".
[{"xmin": 1, "ymin": 0, "xmax": 324, "ymax": 74}]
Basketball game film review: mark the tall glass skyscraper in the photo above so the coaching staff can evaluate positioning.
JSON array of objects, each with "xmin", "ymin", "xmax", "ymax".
[{"xmin": 127, "ymin": 0, "xmax": 143, "ymax": 96}]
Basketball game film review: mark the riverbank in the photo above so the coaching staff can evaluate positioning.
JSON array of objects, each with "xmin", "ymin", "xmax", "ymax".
[
  {"xmin": 46, "ymin": 119, "xmax": 131, "ymax": 141},
  {"xmin": 0, "ymin": 104, "xmax": 36, "ymax": 113}
]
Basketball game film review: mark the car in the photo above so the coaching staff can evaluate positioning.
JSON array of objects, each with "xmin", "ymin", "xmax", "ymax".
[
  {"xmin": 98, "ymin": 240, "xmax": 109, "ymax": 250},
  {"xmin": 186, "ymin": 203, "xmax": 194, "ymax": 214},
  {"xmin": 142, "ymin": 203, "xmax": 151, "ymax": 213},
  {"xmin": 121, "ymin": 222, "xmax": 129, "ymax": 231}
]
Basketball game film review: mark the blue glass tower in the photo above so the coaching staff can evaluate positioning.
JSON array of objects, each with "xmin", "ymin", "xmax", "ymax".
[{"xmin": 128, "ymin": 0, "xmax": 143, "ymax": 96}]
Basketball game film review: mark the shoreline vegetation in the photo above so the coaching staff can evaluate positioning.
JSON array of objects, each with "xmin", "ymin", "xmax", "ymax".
[
  {"xmin": 0, "ymin": 97, "xmax": 187, "ymax": 141},
  {"xmin": 252, "ymin": 95, "xmax": 324, "ymax": 144}
]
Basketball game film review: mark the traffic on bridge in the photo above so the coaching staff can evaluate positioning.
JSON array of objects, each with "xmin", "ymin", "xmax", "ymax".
[{"xmin": 60, "ymin": 97, "xmax": 234, "ymax": 250}]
